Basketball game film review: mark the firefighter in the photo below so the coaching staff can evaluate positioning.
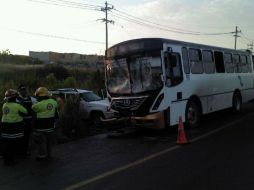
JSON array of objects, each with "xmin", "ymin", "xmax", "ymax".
[
  {"xmin": 32, "ymin": 87, "xmax": 58, "ymax": 160},
  {"xmin": 16, "ymin": 85, "xmax": 36, "ymax": 155},
  {"xmin": 1, "ymin": 89, "xmax": 27, "ymax": 166}
]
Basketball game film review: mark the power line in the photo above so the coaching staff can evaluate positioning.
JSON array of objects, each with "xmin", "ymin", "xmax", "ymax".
[
  {"xmin": 110, "ymin": 9, "xmax": 234, "ymax": 36},
  {"xmin": 113, "ymin": 8, "xmax": 198, "ymax": 34},
  {"xmin": 110, "ymin": 8, "xmax": 233, "ymax": 36},
  {"xmin": 29, "ymin": 0, "xmax": 103, "ymax": 11},
  {"xmin": 241, "ymin": 31, "xmax": 254, "ymax": 42},
  {"xmin": 110, "ymin": 12, "xmax": 198, "ymax": 35},
  {"xmin": 114, "ymin": 6, "xmax": 233, "ymax": 30},
  {"xmin": 4, "ymin": 28, "xmax": 107, "ymax": 45}
]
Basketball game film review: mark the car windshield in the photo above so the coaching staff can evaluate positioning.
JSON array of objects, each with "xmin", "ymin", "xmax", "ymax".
[
  {"xmin": 106, "ymin": 51, "xmax": 163, "ymax": 94},
  {"xmin": 80, "ymin": 92, "xmax": 102, "ymax": 102}
]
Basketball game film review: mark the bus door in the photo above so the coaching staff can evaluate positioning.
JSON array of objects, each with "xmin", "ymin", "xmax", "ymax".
[
  {"xmin": 164, "ymin": 45, "xmax": 185, "ymax": 125},
  {"xmin": 164, "ymin": 46, "xmax": 183, "ymax": 87}
]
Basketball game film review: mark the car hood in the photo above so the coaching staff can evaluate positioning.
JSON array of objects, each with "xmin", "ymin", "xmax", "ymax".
[{"xmin": 88, "ymin": 99, "xmax": 110, "ymax": 107}]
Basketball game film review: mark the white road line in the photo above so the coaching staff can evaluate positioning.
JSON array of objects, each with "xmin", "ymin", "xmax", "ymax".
[
  {"xmin": 62, "ymin": 112, "xmax": 254, "ymax": 190},
  {"xmin": 190, "ymin": 112, "xmax": 254, "ymax": 143}
]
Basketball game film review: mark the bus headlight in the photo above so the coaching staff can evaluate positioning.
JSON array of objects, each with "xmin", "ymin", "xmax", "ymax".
[{"xmin": 152, "ymin": 93, "xmax": 164, "ymax": 110}]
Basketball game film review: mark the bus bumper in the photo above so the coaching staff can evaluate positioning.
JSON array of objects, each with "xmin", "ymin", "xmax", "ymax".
[{"xmin": 131, "ymin": 111, "xmax": 165, "ymax": 129}]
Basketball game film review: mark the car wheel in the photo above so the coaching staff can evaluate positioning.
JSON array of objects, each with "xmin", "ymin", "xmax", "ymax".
[{"xmin": 91, "ymin": 112, "xmax": 103, "ymax": 127}]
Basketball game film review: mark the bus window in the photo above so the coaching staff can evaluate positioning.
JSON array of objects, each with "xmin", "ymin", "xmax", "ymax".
[
  {"xmin": 165, "ymin": 53, "xmax": 183, "ymax": 87},
  {"xmin": 214, "ymin": 51, "xmax": 225, "ymax": 73},
  {"xmin": 181, "ymin": 47, "xmax": 190, "ymax": 74},
  {"xmin": 233, "ymin": 54, "xmax": 241, "ymax": 73},
  {"xmin": 241, "ymin": 55, "xmax": 248, "ymax": 73},
  {"xmin": 202, "ymin": 50, "xmax": 215, "ymax": 74},
  {"xmin": 224, "ymin": 53, "xmax": 234, "ymax": 73},
  {"xmin": 247, "ymin": 56, "xmax": 252, "ymax": 72},
  {"xmin": 252, "ymin": 55, "xmax": 254, "ymax": 70},
  {"xmin": 189, "ymin": 48, "xmax": 203, "ymax": 74}
]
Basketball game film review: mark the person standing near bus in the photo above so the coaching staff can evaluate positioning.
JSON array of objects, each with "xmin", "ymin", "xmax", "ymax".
[
  {"xmin": 16, "ymin": 85, "xmax": 37, "ymax": 155},
  {"xmin": 32, "ymin": 87, "xmax": 58, "ymax": 160},
  {"xmin": 1, "ymin": 89, "xmax": 27, "ymax": 166}
]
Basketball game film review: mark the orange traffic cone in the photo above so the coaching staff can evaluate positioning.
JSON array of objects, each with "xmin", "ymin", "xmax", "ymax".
[{"xmin": 177, "ymin": 116, "xmax": 188, "ymax": 145}]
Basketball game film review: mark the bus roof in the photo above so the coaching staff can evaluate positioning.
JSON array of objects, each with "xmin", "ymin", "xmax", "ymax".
[{"xmin": 106, "ymin": 38, "xmax": 251, "ymax": 58}]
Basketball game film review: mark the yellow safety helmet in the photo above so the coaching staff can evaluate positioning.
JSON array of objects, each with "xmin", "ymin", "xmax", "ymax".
[
  {"xmin": 4, "ymin": 89, "xmax": 18, "ymax": 100},
  {"xmin": 35, "ymin": 87, "xmax": 49, "ymax": 97}
]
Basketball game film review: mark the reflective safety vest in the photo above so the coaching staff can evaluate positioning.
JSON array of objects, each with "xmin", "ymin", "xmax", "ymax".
[
  {"xmin": 32, "ymin": 98, "xmax": 58, "ymax": 133},
  {"xmin": 2, "ymin": 102, "xmax": 27, "ymax": 123},
  {"xmin": 32, "ymin": 98, "xmax": 58, "ymax": 119},
  {"xmin": 1, "ymin": 102, "xmax": 27, "ymax": 138}
]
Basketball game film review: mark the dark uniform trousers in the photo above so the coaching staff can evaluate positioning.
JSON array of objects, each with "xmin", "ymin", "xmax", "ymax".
[
  {"xmin": 1, "ymin": 122, "xmax": 24, "ymax": 165},
  {"xmin": 32, "ymin": 118, "xmax": 55, "ymax": 158},
  {"xmin": 23, "ymin": 118, "xmax": 33, "ymax": 154},
  {"xmin": 17, "ymin": 96, "xmax": 34, "ymax": 154},
  {"xmin": 3, "ymin": 137, "xmax": 23, "ymax": 164}
]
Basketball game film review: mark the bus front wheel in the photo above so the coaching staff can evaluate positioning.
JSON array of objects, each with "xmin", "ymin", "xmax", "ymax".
[
  {"xmin": 185, "ymin": 100, "xmax": 201, "ymax": 128},
  {"xmin": 232, "ymin": 92, "xmax": 242, "ymax": 112}
]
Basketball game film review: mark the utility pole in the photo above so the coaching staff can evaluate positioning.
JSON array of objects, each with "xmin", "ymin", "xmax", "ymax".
[
  {"xmin": 100, "ymin": 1, "xmax": 114, "ymax": 56},
  {"xmin": 233, "ymin": 26, "xmax": 241, "ymax": 49},
  {"xmin": 248, "ymin": 42, "xmax": 254, "ymax": 53}
]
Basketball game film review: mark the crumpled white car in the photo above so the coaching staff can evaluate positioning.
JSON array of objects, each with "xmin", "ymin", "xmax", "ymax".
[{"xmin": 50, "ymin": 88, "xmax": 115, "ymax": 126}]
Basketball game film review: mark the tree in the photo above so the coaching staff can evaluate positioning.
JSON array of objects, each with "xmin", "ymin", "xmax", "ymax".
[
  {"xmin": 63, "ymin": 76, "xmax": 77, "ymax": 88},
  {"xmin": 0, "ymin": 49, "xmax": 11, "ymax": 55},
  {"xmin": 45, "ymin": 73, "xmax": 59, "ymax": 89}
]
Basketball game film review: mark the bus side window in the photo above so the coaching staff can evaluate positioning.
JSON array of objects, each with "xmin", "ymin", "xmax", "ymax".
[
  {"xmin": 214, "ymin": 51, "xmax": 225, "ymax": 73},
  {"xmin": 233, "ymin": 54, "xmax": 241, "ymax": 73},
  {"xmin": 241, "ymin": 55, "xmax": 248, "ymax": 73},
  {"xmin": 252, "ymin": 55, "xmax": 254, "ymax": 71},
  {"xmin": 202, "ymin": 50, "xmax": 215, "ymax": 74},
  {"xmin": 247, "ymin": 56, "xmax": 252, "ymax": 72},
  {"xmin": 189, "ymin": 48, "xmax": 203, "ymax": 74},
  {"xmin": 165, "ymin": 53, "xmax": 183, "ymax": 87},
  {"xmin": 182, "ymin": 47, "xmax": 190, "ymax": 74},
  {"xmin": 224, "ymin": 53, "xmax": 234, "ymax": 73}
]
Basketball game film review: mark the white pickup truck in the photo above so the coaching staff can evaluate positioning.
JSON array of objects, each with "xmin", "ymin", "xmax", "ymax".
[{"xmin": 50, "ymin": 88, "xmax": 115, "ymax": 126}]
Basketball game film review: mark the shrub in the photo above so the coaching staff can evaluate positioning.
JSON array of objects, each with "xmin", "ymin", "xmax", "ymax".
[
  {"xmin": 63, "ymin": 76, "xmax": 77, "ymax": 88},
  {"xmin": 36, "ymin": 64, "xmax": 69, "ymax": 80},
  {"xmin": 44, "ymin": 73, "xmax": 60, "ymax": 89}
]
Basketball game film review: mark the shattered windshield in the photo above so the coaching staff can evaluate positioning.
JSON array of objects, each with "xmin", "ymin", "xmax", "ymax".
[
  {"xmin": 106, "ymin": 58, "xmax": 131, "ymax": 94},
  {"xmin": 106, "ymin": 52, "xmax": 162, "ymax": 94}
]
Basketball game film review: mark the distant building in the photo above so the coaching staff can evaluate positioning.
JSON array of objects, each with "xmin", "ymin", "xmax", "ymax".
[{"xmin": 29, "ymin": 51, "xmax": 104, "ymax": 67}]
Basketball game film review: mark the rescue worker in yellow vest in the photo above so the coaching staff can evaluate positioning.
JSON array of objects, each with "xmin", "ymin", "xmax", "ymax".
[
  {"xmin": 1, "ymin": 89, "xmax": 27, "ymax": 166},
  {"xmin": 32, "ymin": 87, "xmax": 58, "ymax": 160}
]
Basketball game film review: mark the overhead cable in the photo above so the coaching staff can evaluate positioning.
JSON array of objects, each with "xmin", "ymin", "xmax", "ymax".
[{"xmin": 111, "ymin": 10, "xmax": 234, "ymax": 36}]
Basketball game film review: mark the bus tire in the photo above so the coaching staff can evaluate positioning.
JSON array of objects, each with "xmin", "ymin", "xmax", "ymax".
[
  {"xmin": 232, "ymin": 92, "xmax": 242, "ymax": 112},
  {"xmin": 185, "ymin": 100, "xmax": 201, "ymax": 128}
]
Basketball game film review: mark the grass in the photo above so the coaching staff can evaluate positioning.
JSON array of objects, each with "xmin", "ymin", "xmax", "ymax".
[{"xmin": 0, "ymin": 63, "xmax": 105, "ymax": 115}]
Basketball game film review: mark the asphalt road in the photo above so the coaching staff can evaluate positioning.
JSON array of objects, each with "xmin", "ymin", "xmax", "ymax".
[{"xmin": 1, "ymin": 102, "xmax": 254, "ymax": 190}]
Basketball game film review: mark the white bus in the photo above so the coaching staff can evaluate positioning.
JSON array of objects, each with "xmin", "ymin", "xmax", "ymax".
[{"xmin": 105, "ymin": 38, "xmax": 254, "ymax": 129}]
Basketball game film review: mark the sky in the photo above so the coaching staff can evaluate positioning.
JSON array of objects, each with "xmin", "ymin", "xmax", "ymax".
[{"xmin": 0, "ymin": 0, "xmax": 254, "ymax": 56}]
